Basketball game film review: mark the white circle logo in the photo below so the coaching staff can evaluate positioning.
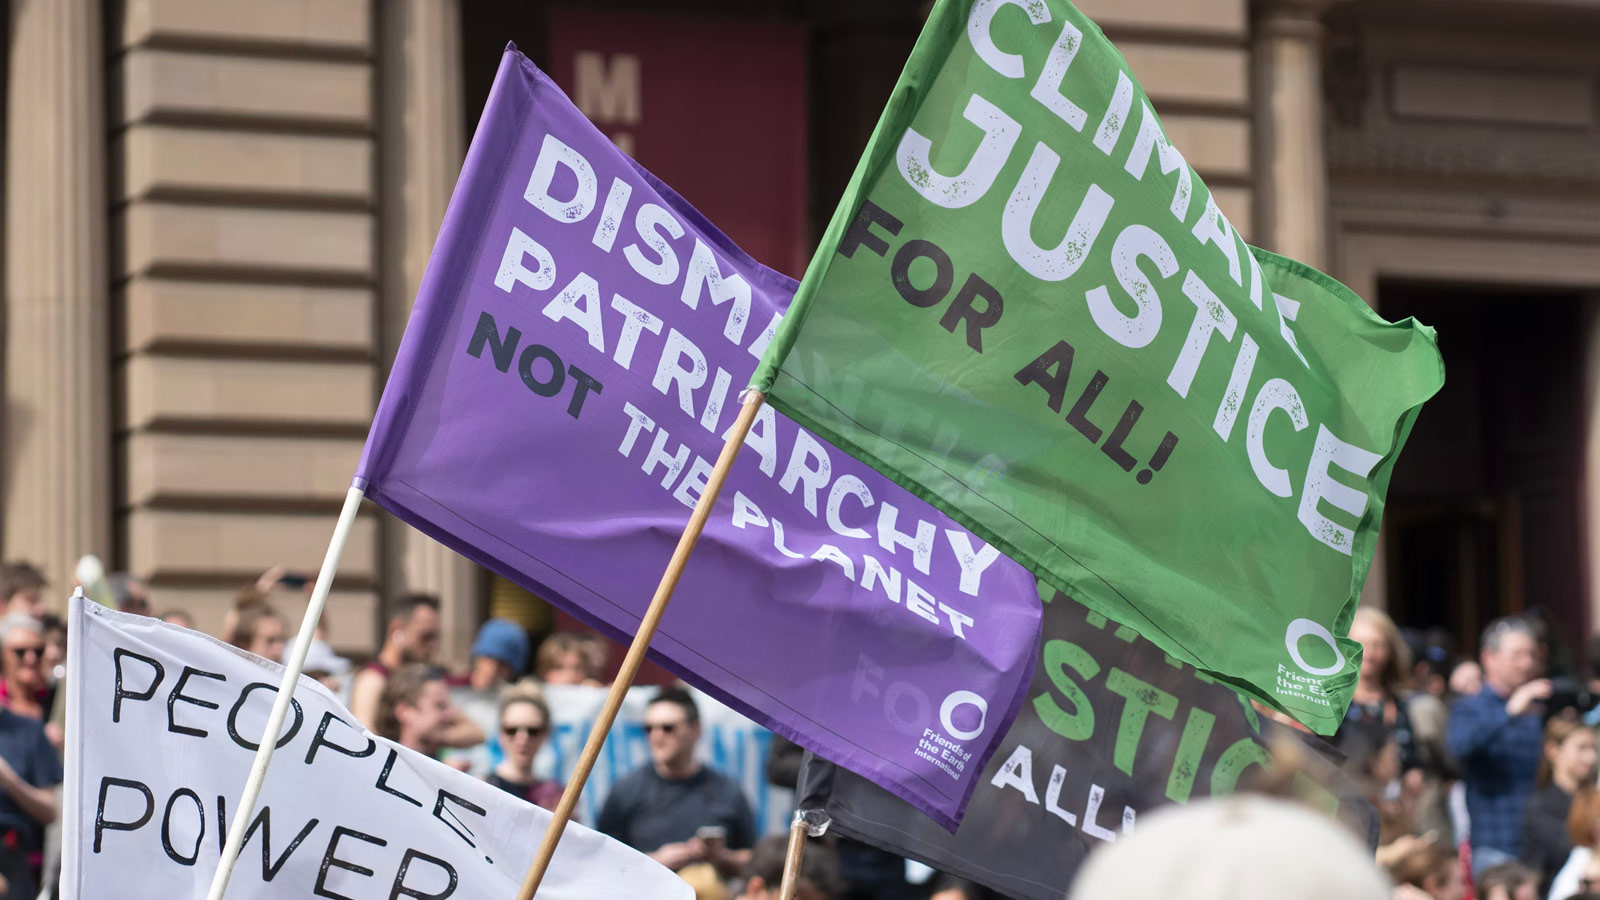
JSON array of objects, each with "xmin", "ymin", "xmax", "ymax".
[
  {"xmin": 939, "ymin": 690, "xmax": 988, "ymax": 741},
  {"xmin": 1285, "ymin": 618, "xmax": 1345, "ymax": 676}
]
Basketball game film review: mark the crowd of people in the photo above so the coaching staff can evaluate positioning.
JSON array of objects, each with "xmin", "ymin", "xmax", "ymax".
[
  {"xmin": 0, "ymin": 559, "xmax": 943, "ymax": 899},
  {"xmin": 5, "ymin": 553, "xmax": 1600, "ymax": 899},
  {"xmin": 1338, "ymin": 607, "xmax": 1600, "ymax": 900}
]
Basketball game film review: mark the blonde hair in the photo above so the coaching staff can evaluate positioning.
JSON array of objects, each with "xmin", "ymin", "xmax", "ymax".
[
  {"xmin": 676, "ymin": 862, "xmax": 728, "ymax": 900},
  {"xmin": 1354, "ymin": 607, "xmax": 1411, "ymax": 697},
  {"xmin": 536, "ymin": 632, "xmax": 607, "ymax": 680},
  {"xmin": 497, "ymin": 682, "xmax": 550, "ymax": 725}
]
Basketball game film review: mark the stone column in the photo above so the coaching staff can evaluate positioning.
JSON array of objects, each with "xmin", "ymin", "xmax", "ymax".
[
  {"xmin": 1256, "ymin": 0, "xmax": 1334, "ymax": 271},
  {"xmin": 380, "ymin": 0, "xmax": 480, "ymax": 662},
  {"xmin": 3, "ymin": 0, "xmax": 112, "ymax": 589}
]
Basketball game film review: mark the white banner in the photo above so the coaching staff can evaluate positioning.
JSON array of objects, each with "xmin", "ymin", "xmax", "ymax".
[
  {"xmin": 533, "ymin": 685, "xmax": 794, "ymax": 836},
  {"xmin": 62, "ymin": 596, "xmax": 690, "ymax": 900}
]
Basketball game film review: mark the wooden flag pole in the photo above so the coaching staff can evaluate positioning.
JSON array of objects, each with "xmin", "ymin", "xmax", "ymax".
[
  {"xmin": 515, "ymin": 390, "xmax": 766, "ymax": 900},
  {"xmin": 777, "ymin": 815, "xmax": 810, "ymax": 900}
]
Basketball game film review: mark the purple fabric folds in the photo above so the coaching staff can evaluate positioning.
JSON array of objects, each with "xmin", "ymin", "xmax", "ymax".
[{"xmin": 356, "ymin": 47, "xmax": 1043, "ymax": 828}]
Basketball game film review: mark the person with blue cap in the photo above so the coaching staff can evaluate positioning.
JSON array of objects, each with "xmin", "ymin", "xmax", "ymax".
[
  {"xmin": 468, "ymin": 618, "xmax": 530, "ymax": 691},
  {"xmin": 445, "ymin": 619, "xmax": 531, "ymax": 776}
]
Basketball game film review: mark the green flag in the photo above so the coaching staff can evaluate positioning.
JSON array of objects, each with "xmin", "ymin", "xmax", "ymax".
[{"xmin": 751, "ymin": 0, "xmax": 1444, "ymax": 733}]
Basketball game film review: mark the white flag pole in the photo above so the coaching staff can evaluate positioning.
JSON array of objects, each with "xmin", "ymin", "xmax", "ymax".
[{"xmin": 204, "ymin": 485, "xmax": 366, "ymax": 900}]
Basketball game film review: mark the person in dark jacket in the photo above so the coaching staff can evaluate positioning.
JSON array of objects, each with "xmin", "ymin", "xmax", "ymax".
[
  {"xmin": 1523, "ymin": 715, "xmax": 1597, "ymax": 897},
  {"xmin": 1449, "ymin": 617, "xmax": 1549, "ymax": 875}
]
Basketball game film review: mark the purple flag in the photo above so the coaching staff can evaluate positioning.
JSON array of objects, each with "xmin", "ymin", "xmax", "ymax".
[{"xmin": 356, "ymin": 47, "xmax": 1043, "ymax": 829}]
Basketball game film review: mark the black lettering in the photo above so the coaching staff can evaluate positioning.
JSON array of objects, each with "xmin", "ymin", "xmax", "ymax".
[
  {"xmin": 431, "ymin": 791, "xmax": 485, "ymax": 848},
  {"xmin": 940, "ymin": 274, "xmax": 1004, "ymax": 353},
  {"xmin": 1066, "ymin": 370, "xmax": 1111, "ymax": 443},
  {"xmin": 167, "ymin": 666, "xmax": 224, "ymax": 738},
  {"xmin": 891, "ymin": 239, "xmax": 954, "ymax": 309},
  {"xmin": 218, "ymin": 797, "xmax": 320, "ymax": 883},
  {"xmin": 1101, "ymin": 400, "xmax": 1144, "ymax": 472},
  {"xmin": 161, "ymin": 788, "xmax": 205, "ymax": 866},
  {"xmin": 95, "ymin": 777, "xmax": 154, "ymax": 853},
  {"xmin": 1014, "ymin": 341, "xmax": 1075, "ymax": 413},
  {"xmin": 316, "ymin": 826, "xmax": 388, "ymax": 900},
  {"xmin": 838, "ymin": 200, "xmax": 903, "ymax": 259},
  {"xmin": 305, "ymin": 711, "xmax": 377, "ymax": 765},
  {"xmin": 113, "ymin": 648, "xmax": 165, "ymax": 724},
  {"xmin": 1137, "ymin": 431, "xmax": 1180, "ymax": 485},
  {"xmin": 227, "ymin": 683, "xmax": 305, "ymax": 751},
  {"xmin": 518, "ymin": 344, "xmax": 565, "ymax": 397},
  {"xmin": 376, "ymin": 748, "xmax": 424, "ymax": 808},
  {"xmin": 466, "ymin": 311, "xmax": 521, "ymax": 372},
  {"xmin": 565, "ymin": 364, "xmax": 603, "ymax": 418},
  {"xmin": 389, "ymin": 849, "xmax": 459, "ymax": 900}
]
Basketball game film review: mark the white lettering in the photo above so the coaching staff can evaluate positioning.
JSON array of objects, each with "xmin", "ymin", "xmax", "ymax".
[
  {"xmin": 989, "ymin": 744, "xmax": 1039, "ymax": 804},
  {"xmin": 944, "ymin": 530, "xmax": 1001, "ymax": 597},
  {"xmin": 618, "ymin": 402, "xmax": 655, "ymax": 455},
  {"xmin": 640, "ymin": 429, "xmax": 688, "ymax": 489},
  {"xmin": 1003, "ymin": 142, "xmax": 1114, "ymax": 282},
  {"xmin": 779, "ymin": 430, "xmax": 834, "ymax": 516},
  {"xmin": 682, "ymin": 239, "xmax": 753, "ymax": 343},
  {"xmin": 592, "ymin": 177, "xmax": 633, "ymax": 252},
  {"xmin": 826, "ymin": 476, "xmax": 874, "ymax": 540},
  {"xmin": 1124, "ymin": 103, "xmax": 1192, "ymax": 222},
  {"xmin": 652, "ymin": 329, "xmax": 707, "ymax": 418},
  {"xmin": 495, "ymin": 227, "xmax": 558, "ymax": 294},
  {"xmin": 608, "ymin": 294, "xmax": 663, "ymax": 369},
  {"xmin": 1029, "ymin": 20, "xmax": 1088, "ymax": 131},
  {"xmin": 877, "ymin": 502, "xmax": 936, "ymax": 574},
  {"xmin": 525, "ymin": 134, "xmax": 597, "ymax": 223},
  {"xmin": 1246, "ymin": 378, "xmax": 1309, "ymax": 498},
  {"xmin": 623, "ymin": 203, "xmax": 685, "ymax": 285},
  {"xmin": 898, "ymin": 93, "xmax": 1022, "ymax": 210},
  {"xmin": 1044, "ymin": 765, "xmax": 1078, "ymax": 825},
  {"xmin": 810, "ymin": 544, "xmax": 856, "ymax": 581},
  {"xmin": 1167, "ymin": 270, "xmax": 1237, "ymax": 398},
  {"xmin": 671, "ymin": 457, "xmax": 714, "ymax": 510},
  {"xmin": 1213, "ymin": 333, "xmax": 1258, "ymax": 441},
  {"xmin": 541, "ymin": 272, "xmax": 604, "ymax": 350},
  {"xmin": 1092, "ymin": 71, "xmax": 1134, "ymax": 154},
  {"xmin": 1087, "ymin": 223, "xmax": 1176, "ymax": 350},
  {"xmin": 968, "ymin": 0, "xmax": 1050, "ymax": 78},
  {"xmin": 1298, "ymin": 425, "xmax": 1381, "ymax": 554}
]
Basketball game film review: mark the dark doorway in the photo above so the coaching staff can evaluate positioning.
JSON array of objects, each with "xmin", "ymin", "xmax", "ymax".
[{"xmin": 1379, "ymin": 282, "xmax": 1587, "ymax": 670}]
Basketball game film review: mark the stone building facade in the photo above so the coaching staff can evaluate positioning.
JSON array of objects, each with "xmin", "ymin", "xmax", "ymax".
[{"xmin": 2, "ymin": 0, "xmax": 1597, "ymax": 661}]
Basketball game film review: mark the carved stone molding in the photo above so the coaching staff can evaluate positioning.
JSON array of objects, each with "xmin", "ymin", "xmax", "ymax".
[{"xmin": 1328, "ymin": 124, "xmax": 1600, "ymax": 189}]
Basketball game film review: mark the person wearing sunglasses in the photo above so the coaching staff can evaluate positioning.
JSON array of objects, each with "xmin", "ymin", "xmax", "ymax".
[
  {"xmin": 486, "ymin": 684, "xmax": 563, "ymax": 811},
  {"xmin": 0, "ymin": 616, "xmax": 50, "ymax": 724},
  {"xmin": 597, "ymin": 686, "xmax": 754, "ymax": 877},
  {"xmin": 0, "ymin": 614, "xmax": 60, "ymax": 900}
]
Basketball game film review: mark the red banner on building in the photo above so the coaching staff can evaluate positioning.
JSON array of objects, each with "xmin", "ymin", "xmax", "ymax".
[{"xmin": 548, "ymin": 8, "xmax": 809, "ymax": 277}]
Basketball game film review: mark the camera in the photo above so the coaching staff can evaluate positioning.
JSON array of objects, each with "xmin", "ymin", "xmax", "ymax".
[{"xmin": 1545, "ymin": 676, "xmax": 1594, "ymax": 718}]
